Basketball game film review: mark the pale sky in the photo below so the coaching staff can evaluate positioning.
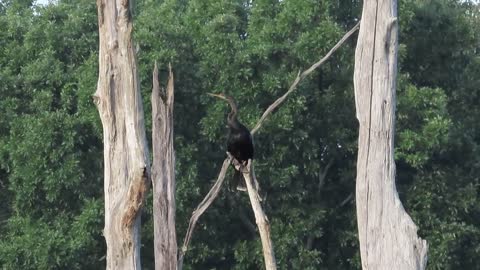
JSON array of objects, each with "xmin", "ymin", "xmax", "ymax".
[
  {"xmin": 33, "ymin": 0, "xmax": 480, "ymax": 6},
  {"xmin": 35, "ymin": 0, "xmax": 56, "ymax": 6}
]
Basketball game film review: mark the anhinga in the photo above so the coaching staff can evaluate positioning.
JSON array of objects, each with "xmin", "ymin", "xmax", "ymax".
[{"xmin": 208, "ymin": 93, "xmax": 254, "ymax": 190}]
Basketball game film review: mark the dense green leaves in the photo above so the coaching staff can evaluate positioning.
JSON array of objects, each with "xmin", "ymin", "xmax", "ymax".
[
  {"xmin": 0, "ymin": 0, "xmax": 479, "ymax": 269},
  {"xmin": 397, "ymin": 1, "xmax": 480, "ymax": 269},
  {"xmin": 396, "ymin": 79, "xmax": 451, "ymax": 168},
  {"xmin": 0, "ymin": 0, "xmax": 103, "ymax": 269}
]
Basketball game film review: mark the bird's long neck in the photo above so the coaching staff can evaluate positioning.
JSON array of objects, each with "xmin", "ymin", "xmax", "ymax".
[
  {"xmin": 226, "ymin": 98, "xmax": 242, "ymax": 130},
  {"xmin": 228, "ymin": 111, "xmax": 241, "ymax": 130}
]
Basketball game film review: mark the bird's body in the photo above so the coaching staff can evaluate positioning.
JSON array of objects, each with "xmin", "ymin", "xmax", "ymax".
[
  {"xmin": 227, "ymin": 122, "xmax": 254, "ymax": 163},
  {"xmin": 209, "ymin": 93, "xmax": 254, "ymax": 191}
]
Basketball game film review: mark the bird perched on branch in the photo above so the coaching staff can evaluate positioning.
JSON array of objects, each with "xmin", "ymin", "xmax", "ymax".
[{"xmin": 208, "ymin": 93, "xmax": 254, "ymax": 191}]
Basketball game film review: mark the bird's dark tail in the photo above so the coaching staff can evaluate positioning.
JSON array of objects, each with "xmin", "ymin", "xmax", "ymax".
[{"xmin": 233, "ymin": 169, "xmax": 247, "ymax": 191}]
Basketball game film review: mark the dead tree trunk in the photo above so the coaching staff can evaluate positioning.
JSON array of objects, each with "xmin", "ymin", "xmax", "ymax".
[
  {"xmin": 353, "ymin": 0, "xmax": 428, "ymax": 269},
  {"xmin": 152, "ymin": 63, "xmax": 177, "ymax": 270},
  {"xmin": 94, "ymin": 1, "xmax": 150, "ymax": 269}
]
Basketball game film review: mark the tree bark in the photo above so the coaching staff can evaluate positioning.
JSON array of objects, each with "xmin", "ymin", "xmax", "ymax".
[
  {"xmin": 94, "ymin": 1, "xmax": 150, "ymax": 269},
  {"xmin": 152, "ymin": 63, "xmax": 177, "ymax": 270},
  {"xmin": 353, "ymin": 1, "xmax": 428, "ymax": 269}
]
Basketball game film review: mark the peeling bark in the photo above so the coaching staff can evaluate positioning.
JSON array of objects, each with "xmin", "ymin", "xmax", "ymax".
[
  {"xmin": 353, "ymin": 0, "xmax": 428, "ymax": 269},
  {"xmin": 95, "ymin": 0, "xmax": 150, "ymax": 269}
]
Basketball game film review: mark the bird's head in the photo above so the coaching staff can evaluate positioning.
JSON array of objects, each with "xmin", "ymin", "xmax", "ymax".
[
  {"xmin": 208, "ymin": 93, "xmax": 237, "ymax": 108},
  {"xmin": 208, "ymin": 92, "xmax": 229, "ymax": 101},
  {"xmin": 208, "ymin": 92, "xmax": 240, "ymax": 126}
]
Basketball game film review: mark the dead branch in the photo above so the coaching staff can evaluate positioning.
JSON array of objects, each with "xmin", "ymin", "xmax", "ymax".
[
  {"xmin": 177, "ymin": 157, "xmax": 232, "ymax": 269},
  {"xmin": 241, "ymin": 160, "xmax": 277, "ymax": 270},
  {"xmin": 179, "ymin": 22, "xmax": 361, "ymax": 270},
  {"xmin": 339, "ymin": 193, "xmax": 353, "ymax": 208},
  {"xmin": 318, "ymin": 159, "xmax": 334, "ymax": 191},
  {"xmin": 251, "ymin": 21, "xmax": 361, "ymax": 135}
]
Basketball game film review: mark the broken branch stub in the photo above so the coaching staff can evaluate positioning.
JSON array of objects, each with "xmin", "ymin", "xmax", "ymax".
[{"xmin": 152, "ymin": 62, "xmax": 177, "ymax": 270}]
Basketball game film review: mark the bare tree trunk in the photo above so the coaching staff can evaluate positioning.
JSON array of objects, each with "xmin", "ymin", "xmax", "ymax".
[
  {"xmin": 94, "ymin": 1, "xmax": 150, "ymax": 269},
  {"xmin": 152, "ymin": 63, "xmax": 177, "ymax": 270},
  {"xmin": 353, "ymin": 1, "xmax": 428, "ymax": 269}
]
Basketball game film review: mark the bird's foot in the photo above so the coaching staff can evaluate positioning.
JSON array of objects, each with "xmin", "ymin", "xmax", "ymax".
[
  {"xmin": 238, "ymin": 165, "xmax": 247, "ymax": 173},
  {"xmin": 227, "ymin": 152, "xmax": 242, "ymax": 170},
  {"xmin": 239, "ymin": 162, "xmax": 252, "ymax": 175}
]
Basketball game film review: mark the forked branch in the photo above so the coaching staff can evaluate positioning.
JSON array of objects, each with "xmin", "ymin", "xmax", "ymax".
[{"xmin": 179, "ymin": 21, "xmax": 360, "ymax": 270}]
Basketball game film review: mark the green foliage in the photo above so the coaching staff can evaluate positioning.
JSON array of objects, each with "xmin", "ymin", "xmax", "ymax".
[
  {"xmin": 396, "ymin": 78, "xmax": 451, "ymax": 168},
  {"xmin": 396, "ymin": 1, "xmax": 480, "ymax": 269},
  {"xmin": 0, "ymin": 200, "xmax": 103, "ymax": 270},
  {"xmin": 1, "ymin": 0, "xmax": 479, "ymax": 269},
  {"xmin": 0, "ymin": 0, "xmax": 103, "ymax": 268}
]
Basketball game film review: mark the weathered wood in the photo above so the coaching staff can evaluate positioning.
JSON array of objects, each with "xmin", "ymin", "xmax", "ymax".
[
  {"xmin": 94, "ymin": 0, "xmax": 150, "ymax": 269},
  {"xmin": 177, "ymin": 157, "xmax": 232, "ymax": 270},
  {"xmin": 353, "ymin": 0, "xmax": 428, "ymax": 269},
  {"xmin": 242, "ymin": 160, "xmax": 277, "ymax": 270},
  {"xmin": 152, "ymin": 63, "xmax": 177, "ymax": 270}
]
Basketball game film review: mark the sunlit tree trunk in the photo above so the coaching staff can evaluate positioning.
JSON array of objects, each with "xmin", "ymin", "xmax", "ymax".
[
  {"xmin": 353, "ymin": 0, "xmax": 428, "ymax": 269},
  {"xmin": 94, "ymin": 1, "xmax": 150, "ymax": 269}
]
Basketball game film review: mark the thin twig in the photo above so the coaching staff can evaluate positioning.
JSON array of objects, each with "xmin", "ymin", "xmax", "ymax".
[
  {"xmin": 318, "ymin": 159, "xmax": 334, "ymax": 191},
  {"xmin": 226, "ymin": 191, "xmax": 258, "ymax": 235},
  {"xmin": 251, "ymin": 21, "xmax": 361, "ymax": 135},
  {"xmin": 177, "ymin": 157, "xmax": 232, "ymax": 269},
  {"xmin": 339, "ymin": 193, "xmax": 353, "ymax": 208}
]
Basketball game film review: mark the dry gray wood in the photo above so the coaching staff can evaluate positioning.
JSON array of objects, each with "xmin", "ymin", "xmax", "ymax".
[
  {"xmin": 353, "ymin": 0, "xmax": 428, "ymax": 269},
  {"xmin": 152, "ymin": 63, "xmax": 177, "ymax": 270},
  {"xmin": 93, "ymin": 1, "xmax": 150, "ymax": 269},
  {"xmin": 241, "ymin": 160, "xmax": 276, "ymax": 270},
  {"xmin": 177, "ymin": 157, "xmax": 232, "ymax": 269}
]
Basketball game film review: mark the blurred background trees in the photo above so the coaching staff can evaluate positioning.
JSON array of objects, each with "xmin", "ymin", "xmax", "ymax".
[{"xmin": 0, "ymin": 0, "xmax": 478, "ymax": 269}]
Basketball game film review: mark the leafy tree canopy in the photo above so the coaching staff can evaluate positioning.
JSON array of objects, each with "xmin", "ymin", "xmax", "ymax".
[{"xmin": 0, "ymin": 0, "xmax": 478, "ymax": 269}]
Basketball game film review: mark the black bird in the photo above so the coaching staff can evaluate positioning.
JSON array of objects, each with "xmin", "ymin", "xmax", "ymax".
[{"xmin": 208, "ymin": 93, "xmax": 254, "ymax": 190}]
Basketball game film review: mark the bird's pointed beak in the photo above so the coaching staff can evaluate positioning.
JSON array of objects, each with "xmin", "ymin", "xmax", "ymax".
[{"xmin": 207, "ymin": 92, "xmax": 228, "ymax": 101}]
